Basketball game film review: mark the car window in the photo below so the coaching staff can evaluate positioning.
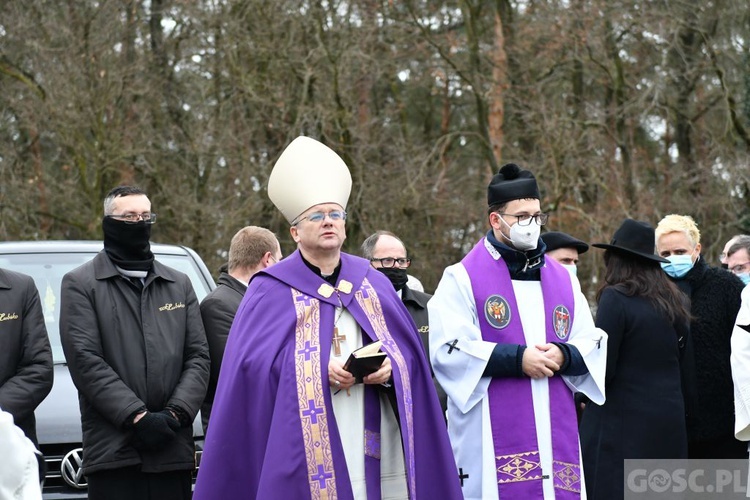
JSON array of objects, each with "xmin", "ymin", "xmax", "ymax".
[
  {"xmin": 155, "ymin": 254, "xmax": 212, "ymax": 302},
  {"xmin": 0, "ymin": 251, "xmax": 213, "ymax": 364}
]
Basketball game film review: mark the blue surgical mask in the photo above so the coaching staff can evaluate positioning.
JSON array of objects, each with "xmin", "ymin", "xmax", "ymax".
[
  {"xmin": 561, "ymin": 263, "xmax": 577, "ymax": 277},
  {"xmin": 737, "ymin": 273, "xmax": 750, "ymax": 286},
  {"xmin": 660, "ymin": 254, "xmax": 695, "ymax": 279}
]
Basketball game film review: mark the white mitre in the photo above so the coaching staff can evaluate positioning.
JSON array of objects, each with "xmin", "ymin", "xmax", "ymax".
[{"xmin": 268, "ymin": 136, "xmax": 352, "ymax": 224}]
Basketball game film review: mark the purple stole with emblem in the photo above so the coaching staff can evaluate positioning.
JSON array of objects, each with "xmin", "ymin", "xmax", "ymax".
[{"xmin": 462, "ymin": 239, "xmax": 582, "ymax": 499}]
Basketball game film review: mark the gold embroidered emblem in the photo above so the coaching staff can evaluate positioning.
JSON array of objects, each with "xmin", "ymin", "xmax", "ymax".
[
  {"xmin": 496, "ymin": 452, "xmax": 542, "ymax": 483},
  {"xmin": 337, "ymin": 280, "xmax": 353, "ymax": 294},
  {"xmin": 158, "ymin": 302, "xmax": 185, "ymax": 312},
  {"xmin": 553, "ymin": 460, "xmax": 581, "ymax": 491},
  {"xmin": 418, "ymin": 326, "xmax": 429, "ymax": 333},
  {"xmin": 0, "ymin": 312, "xmax": 19, "ymax": 321},
  {"xmin": 317, "ymin": 283, "xmax": 335, "ymax": 298}
]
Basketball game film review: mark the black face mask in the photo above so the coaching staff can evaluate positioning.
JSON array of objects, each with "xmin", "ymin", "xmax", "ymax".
[
  {"xmin": 378, "ymin": 267, "xmax": 409, "ymax": 291},
  {"xmin": 102, "ymin": 217, "xmax": 154, "ymax": 271}
]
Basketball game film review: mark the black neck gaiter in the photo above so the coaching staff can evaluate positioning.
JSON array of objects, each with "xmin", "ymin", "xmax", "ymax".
[
  {"xmin": 378, "ymin": 267, "xmax": 409, "ymax": 291},
  {"xmin": 102, "ymin": 217, "xmax": 155, "ymax": 271}
]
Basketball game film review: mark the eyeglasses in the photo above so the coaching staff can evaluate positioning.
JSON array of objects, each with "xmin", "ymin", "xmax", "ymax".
[
  {"xmin": 294, "ymin": 210, "xmax": 347, "ymax": 225},
  {"xmin": 105, "ymin": 213, "xmax": 157, "ymax": 224},
  {"xmin": 371, "ymin": 257, "xmax": 411, "ymax": 268},
  {"xmin": 730, "ymin": 261, "xmax": 750, "ymax": 274},
  {"xmin": 496, "ymin": 212, "xmax": 549, "ymax": 226}
]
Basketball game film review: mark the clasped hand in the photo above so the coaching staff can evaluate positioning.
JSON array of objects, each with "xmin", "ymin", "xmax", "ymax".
[
  {"xmin": 130, "ymin": 410, "xmax": 181, "ymax": 451},
  {"xmin": 522, "ymin": 343, "xmax": 564, "ymax": 379}
]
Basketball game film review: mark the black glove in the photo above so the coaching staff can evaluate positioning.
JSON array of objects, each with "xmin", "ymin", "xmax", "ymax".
[
  {"xmin": 165, "ymin": 405, "xmax": 192, "ymax": 428},
  {"xmin": 156, "ymin": 410, "xmax": 182, "ymax": 431},
  {"xmin": 130, "ymin": 412, "xmax": 178, "ymax": 451}
]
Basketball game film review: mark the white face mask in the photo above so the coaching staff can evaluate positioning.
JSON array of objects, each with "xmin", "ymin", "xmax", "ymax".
[
  {"xmin": 499, "ymin": 216, "xmax": 540, "ymax": 251},
  {"xmin": 561, "ymin": 263, "xmax": 578, "ymax": 276}
]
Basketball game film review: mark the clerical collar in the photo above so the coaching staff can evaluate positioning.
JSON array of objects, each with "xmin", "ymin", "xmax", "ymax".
[
  {"xmin": 300, "ymin": 253, "xmax": 342, "ymax": 285},
  {"xmin": 486, "ymin": 230, "xmax": 546, "ymax": 281}
]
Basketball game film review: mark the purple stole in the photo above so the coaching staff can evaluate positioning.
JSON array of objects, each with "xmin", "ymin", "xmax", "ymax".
[{"xmin": 462, "ymin": 239, "xmax": 582, "ymax": 499}]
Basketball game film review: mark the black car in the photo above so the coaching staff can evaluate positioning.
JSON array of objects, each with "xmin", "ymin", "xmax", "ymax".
[{"xmin": 0, "ymin": 241, "xmax": 215, "ymax": 499}]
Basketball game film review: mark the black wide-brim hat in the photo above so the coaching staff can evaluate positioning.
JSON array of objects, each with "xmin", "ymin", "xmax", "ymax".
[
  {"xmin": 541, "ymin": 231, "xmax": 589, "ymax": 254},
  {"xmin": 592, "ymin": 219, "xmax": 669, "ymax": 263}
]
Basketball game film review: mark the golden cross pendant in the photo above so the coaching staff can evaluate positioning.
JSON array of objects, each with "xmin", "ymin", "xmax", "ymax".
[{"xmin": 332, "ymin": 327, "xmax": 347, "ymax": 357}]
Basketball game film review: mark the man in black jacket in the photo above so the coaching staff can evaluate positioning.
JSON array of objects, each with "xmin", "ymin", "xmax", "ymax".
[
  {"xmin": 361, "ymin": 230, "xmax": 447, "ymax": 414},
  {"xmin": 60, "ymin": 186, "xmax": 210, "ymax": 500},
  {"xmin": 656, "ymin": 214, "xmax": 745, "ymax": 458},
  {"xmin": 200, "ymin": 226, "xmax": 281, "ymax": 430},
  {"xmin": 0, "ymin": 267, "xmax": 53, "ymax": 446}
]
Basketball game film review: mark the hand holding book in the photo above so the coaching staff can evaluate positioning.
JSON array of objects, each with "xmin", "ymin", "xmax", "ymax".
[{"xmin": 343, "ymin": 340, "xmax": 389, "ymax": 384}]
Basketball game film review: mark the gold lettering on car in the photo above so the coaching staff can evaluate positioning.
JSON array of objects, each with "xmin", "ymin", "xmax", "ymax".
[
  {"xmin": 158, "ymin": 302, "xmax": 185, "ymax": 312},
  {"xmin": 0, "ymin": 312, "xmax": 20, "ymax": 321}
]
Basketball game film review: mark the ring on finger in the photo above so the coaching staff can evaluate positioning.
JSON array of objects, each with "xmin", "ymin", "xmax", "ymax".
[{"xmin": 334, "ymin": 379, "xmax": 341, "ymax": 387}]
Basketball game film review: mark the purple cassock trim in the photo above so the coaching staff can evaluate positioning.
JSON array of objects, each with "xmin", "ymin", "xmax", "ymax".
[
  {"xmin": 354, "ymin": 279, "xmax": 417, "ymax": 499},
  {"xmin": 292, "ymin": 277, "xmax": 417, "ymax": 499},
  {"xmin": 291, "ymin": 289, "xmax": 337, "ymax": 499},
  {"xmin": 462, "ymin": 239, "xmax": 582, "ymax": 499}
]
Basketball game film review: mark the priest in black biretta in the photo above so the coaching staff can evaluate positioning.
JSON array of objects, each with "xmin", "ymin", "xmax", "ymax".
[
  {"xmin": 541, "ymin": 232, "xmax": 589, "ymax": 255},
  {"xmin": 487, "ymin": 163, "xmax": 540, "ymax": 209},
  {"xmin": 541, "ymin": 231, "xmax": 590, "ymax": 270}
]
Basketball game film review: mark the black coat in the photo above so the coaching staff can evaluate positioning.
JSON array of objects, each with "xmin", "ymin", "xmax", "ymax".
[
  {"xmin": 401, "ymin": 286, "xmax": 447, "ymax": 415},
  {"xmin": 580, "ymin": 287, "xmax": 688, "ymax": 500},
  {"xmin": 670, "ymin": 257, "xmax": 745, "ymax": 456},
  {"xmin": 60, "ymin": 252, "xmax": 210, "ymax": 475},
  {"xmin": 0, "ymin": 268, "xmax": 53, "ymax": 446},
  {"xmin": 199, "ymin": 272, "xmax": 246, "ymax": 429}
]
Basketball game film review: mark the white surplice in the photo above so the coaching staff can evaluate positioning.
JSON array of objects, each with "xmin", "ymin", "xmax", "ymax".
[
  {"xmin": 730, "ymin": 285, "xmax": 750, "ymax": 497},
  {"xmin": 731, "ymin": 285, "xmax": 750, "ymax": 441},
  {"xmin": 428, "ymin": 240, "xmax": 607, "ymax": 500},
  {"xmin": 329, "ymin": 310, "xmax": 408, "ymax": 500}
]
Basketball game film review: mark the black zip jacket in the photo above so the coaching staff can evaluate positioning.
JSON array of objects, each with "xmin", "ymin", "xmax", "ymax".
[
  {"xmin": 60, "ymin": 252, "xmax": 209, "ymax": 475},
  {"xmin": 0, "ymin": 268, "xmax": 53, "ymax": 446}
]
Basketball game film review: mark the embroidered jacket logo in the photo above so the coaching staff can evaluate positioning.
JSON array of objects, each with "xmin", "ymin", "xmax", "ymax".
[
  {"xmin": 0, "ymin": 312, "xmax": 19, "ymax": 321},
  {"xmin": 158, "ymin": 302, "xmax": 185, "ymax": 312}
]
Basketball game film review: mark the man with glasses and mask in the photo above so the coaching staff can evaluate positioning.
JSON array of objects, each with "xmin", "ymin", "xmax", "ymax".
[
  {"xmin": 721, "ymin": 234, "xmax": 747, "ymax": 269},
  {"xmin": 726, "ymin": 235, "xmax": 750, "ymax": 287},
  {"xmin": 59, "ymin": 186, "xmax": 209, "ymax": 500},
  {"xmin": 199, "ymin": 226, "xmax": 282, "ymax": 431},
  {"xmin": 655, "ymin": 214, "xmax": 745, "ymax": 458},
  {"xmin": 194, "ymin": 137, "xmax": 461, "ymax": 500},
  {"xmin": 428, "ymin": 163, "xmax": 607, "ymax": 500},
  {"xmin": 361, "ymin": 231, "xmax": 447, "ymax": 415}
]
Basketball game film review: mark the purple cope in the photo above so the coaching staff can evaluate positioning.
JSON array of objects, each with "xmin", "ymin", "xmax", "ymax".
[{"xmin": 193, "ymin": 250, "xmax": 462, "ymax": 499}]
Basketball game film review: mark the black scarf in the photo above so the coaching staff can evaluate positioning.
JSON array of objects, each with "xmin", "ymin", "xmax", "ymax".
[{"xmin": 102, "ymin": 217, "xmax": 154, "ymax": 271}]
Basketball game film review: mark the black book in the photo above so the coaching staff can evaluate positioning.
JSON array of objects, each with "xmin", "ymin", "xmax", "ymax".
[{"xmin": 343, "ymin": 340, "xmax": 386, "ymax": 382}]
